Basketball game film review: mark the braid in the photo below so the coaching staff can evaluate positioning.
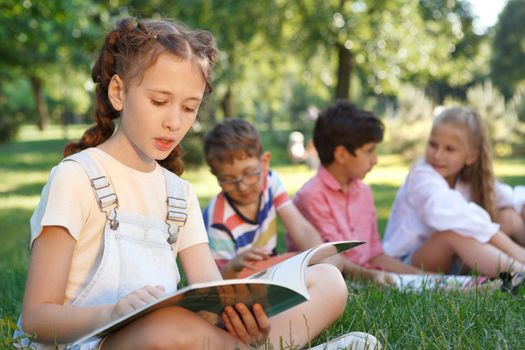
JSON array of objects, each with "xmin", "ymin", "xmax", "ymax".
[
  {"xmin": 160, "ymin": 145, "xmax": 184, "ymax": 175},
  {"xmin": 64, "ymin": 17, "xmax": 217, "ymax": 176},
  {"xmin": 64, "ymin": 21, "xmax": 132, "ymax": 156}
]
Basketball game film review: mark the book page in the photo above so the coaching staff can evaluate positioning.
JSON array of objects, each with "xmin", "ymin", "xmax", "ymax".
[{"xmin": 247, "ymin": 241, "xmax": 365, "ymax": 297}]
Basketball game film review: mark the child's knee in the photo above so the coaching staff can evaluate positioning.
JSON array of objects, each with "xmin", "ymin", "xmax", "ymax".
[
  {"xmin": 132, "ymin": 307, "xmax": 208, "ymax": 349},
  {"xmin": 433, "ymin": 230, "xmax": 462, "ymax": 244},
  {"xmin": 309, "ymin": 264, "xmax": 348, "ymax": 305},
  {"xmin": 499, "ymin": 207, "xmax": 524, "ymax": 234}
]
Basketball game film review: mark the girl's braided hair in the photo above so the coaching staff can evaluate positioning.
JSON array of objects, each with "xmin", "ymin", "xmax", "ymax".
[{"xmin": 64, "ymin": 17, "xmax": 217, "ymax": 175}]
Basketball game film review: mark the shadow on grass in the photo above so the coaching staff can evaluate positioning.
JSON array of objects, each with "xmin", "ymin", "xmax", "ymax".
[
  {"xmin": 0, "ymin": 182, "xmax": 46, "ymax": 198},
  {"xmin": 0, "ymin": 139, "xmax": 66, "ymax": 172}
]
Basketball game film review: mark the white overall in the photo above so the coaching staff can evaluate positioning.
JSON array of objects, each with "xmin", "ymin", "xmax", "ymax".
[{"xmin": 16, "ymin": 152, "xmax": 188, "ymax": 350}]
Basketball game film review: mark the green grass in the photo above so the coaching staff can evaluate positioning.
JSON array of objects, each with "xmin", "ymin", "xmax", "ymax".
[{"xmin": 2, "ymin": 124, "xmax": 525, "ymax": 349}]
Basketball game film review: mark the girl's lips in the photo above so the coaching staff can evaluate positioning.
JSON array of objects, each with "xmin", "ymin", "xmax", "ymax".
[{"xmin": 155, "ymin": 138, "xmax": 174, "ymax": 151}]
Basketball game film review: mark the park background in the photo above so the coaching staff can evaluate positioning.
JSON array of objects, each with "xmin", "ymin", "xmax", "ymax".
[{"xmin": 1, "ymin": 0, "xmax": 525, "ymax": 348}]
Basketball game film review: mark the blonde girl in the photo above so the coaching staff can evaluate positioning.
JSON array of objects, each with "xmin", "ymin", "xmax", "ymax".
[
  {"xmin": 16, "ymin": 18, "xmax": 353, "ymax": 350},
  {"xmin": 383, "ymin": 106, "xmax": 525, "ymax": 277}
]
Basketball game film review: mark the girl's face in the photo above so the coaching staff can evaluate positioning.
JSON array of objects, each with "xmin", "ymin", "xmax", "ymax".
[
  {"xmin": 425, "ymin": 123, "xmax": 478, "ymax": 187},
  {"xmin": 108, "ymin": 53, "xmax": 206, "ymax": 171}
]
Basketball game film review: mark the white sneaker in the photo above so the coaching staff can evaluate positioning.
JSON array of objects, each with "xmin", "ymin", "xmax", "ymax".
[{"xmin": 308, "ymin": 331, "xmax": 382, "ymax": 350}]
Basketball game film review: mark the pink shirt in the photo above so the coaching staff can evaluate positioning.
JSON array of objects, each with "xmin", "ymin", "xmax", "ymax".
[{"xmin": 294, "ymin": 166, "xmax": 384, "ymax": 268}]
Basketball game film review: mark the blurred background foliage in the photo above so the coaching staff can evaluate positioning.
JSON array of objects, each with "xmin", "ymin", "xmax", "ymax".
[{"xmin": 1, "ymin": 0, "xmax": 524, "ymax": 163}]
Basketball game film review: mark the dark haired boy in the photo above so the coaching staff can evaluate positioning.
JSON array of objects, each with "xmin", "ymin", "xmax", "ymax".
[
  {"xmin": 202, "ymin": 118, "xmax": 333, "ymax": 279},
  {"xmin": 294, "ymin": 101, "xmax": 421, "ymax": 278}
]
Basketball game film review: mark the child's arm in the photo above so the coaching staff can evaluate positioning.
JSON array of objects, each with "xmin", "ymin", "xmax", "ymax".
[
  {"xmin": 341, "ymin": 260, "xmax": 395, "ymax": 286},
  {"xmin": 278, "ymin": 204, "xmax": 325, "ymax": 250},
  {"xmin": 369, "ymin": 253, "xmax": 422, "ymax": 274},
  {"xmin": 488, "ymin": 230, "xmax": 525, "ymax": 264},
  {"xmin": 22, "ymin": 226, "xmax": 165, "ymax": 344},
  {"xmin": 178, "ymin": 242, "xmax": 224, "ymax": 283},
  {"xmin": 220, "ymin": 248, "xmax": 272, "ymax": 279},
  {"xmin": 22, "ymin": 226, "xmax": 114, "ymax": 343}
]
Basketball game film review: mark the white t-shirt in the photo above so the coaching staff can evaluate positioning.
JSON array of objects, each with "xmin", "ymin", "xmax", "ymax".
[
  {"xmin": 383, "ymin": 160, "xmax": 525, "ymax": 259},
  {"xmin": 30, "ymin": 148, "xmax": 208, "ymax": 304}
]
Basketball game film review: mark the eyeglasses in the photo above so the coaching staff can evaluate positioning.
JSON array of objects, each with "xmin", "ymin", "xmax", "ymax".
[{"xmin": 218, "ymin": 168, "xmax": 263, "ymax": 192}]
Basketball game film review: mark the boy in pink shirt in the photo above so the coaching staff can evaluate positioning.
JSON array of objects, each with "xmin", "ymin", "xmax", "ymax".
[{"xmin": 294, "ymin": 101, "xmax": 420, "ymax": 277}]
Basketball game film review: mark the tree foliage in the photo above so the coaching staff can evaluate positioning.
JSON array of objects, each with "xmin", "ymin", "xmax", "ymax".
[
  {"xmin": 0, "ymin": 0, "xmax": 522, "ymax": 153},
  {"xmin": 490, "ymin": 0, "xmax": 525, "ymax": 99}
]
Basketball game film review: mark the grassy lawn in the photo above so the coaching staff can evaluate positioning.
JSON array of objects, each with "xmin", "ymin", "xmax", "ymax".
[{"xmin": 2, "ymin": 124, "xmax": 525, "ymax": 349}]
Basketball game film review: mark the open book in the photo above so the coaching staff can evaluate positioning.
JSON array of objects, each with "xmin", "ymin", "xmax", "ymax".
[{"xmin": 72, "ymin": 240, "xmax": 364, "ymax": 346}]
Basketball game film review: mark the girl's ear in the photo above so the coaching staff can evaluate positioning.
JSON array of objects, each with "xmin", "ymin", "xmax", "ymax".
[
  {"xmin": 466, "ymin": 148, "xmax": 479, "ymax": 166},
  {"xmin": 108, "ymin": 75, "xmax": 125, "ymax": 111}
]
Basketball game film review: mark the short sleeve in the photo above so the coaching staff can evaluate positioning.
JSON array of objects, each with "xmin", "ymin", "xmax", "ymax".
[
  {"xmin": 201, "ymin": 196, "xmax": 237, "ymax": 263},
  {"xmin": 176, "ymin": 182, "xmax": 209, "ymax": 252},
  {"xmin": 30, "ymin": 161, "xmax": 95, "ymax": 246},
  {"xmin": 513, "ymin": 186, "xmax": 525, "ymax": 214},
  {"xmin": 494, "ymin": 182, "xmax": 525, "ymax": 214},
  {"xmin": 268, "ymin": 171, "xmax": 291, "ymax": 211},
  {"xmin": 207, "ymin": 226, "xmax": 237, "ymax": 262},
  {"xmin": 494, "ymin": 182, "xmax": 514, "ymax": 209}
]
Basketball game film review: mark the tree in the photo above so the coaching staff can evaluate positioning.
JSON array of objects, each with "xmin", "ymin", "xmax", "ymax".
[
  {"xmin": 0, "ymin": 1, "xmax": 104, "ymax": 130},
  {"xmin": 280, "ymin": 0, "xmax": 486, "ymax": 103},
  {"xmin": 490, "ymin": 0, "xmax": 525, "ymax": 99},
  {"xmin": 121, "ymin": 0, "xmax": 281, "ymax": 120}
]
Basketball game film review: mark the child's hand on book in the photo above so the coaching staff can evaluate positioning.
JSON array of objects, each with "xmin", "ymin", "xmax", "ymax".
[
  {"xmin": 230, "ymin": 248, "xmax": 271, "ymax": 272},
  {"xmin": 111, "ymin": 285, "xmax": 165, "ymax": 320},
  {"xmin": 221, "ymin": 303, "xmax": 271, "ymax": 346}
]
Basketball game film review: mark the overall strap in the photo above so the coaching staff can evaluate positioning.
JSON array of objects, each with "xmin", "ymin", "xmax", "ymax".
[
  {"xmin": 162, "ymin": 168, "xmax": 187, "ymax": 246},
  {"xmin": 63, "ymin": 152, "xmax": 120, "ymax": 230}
]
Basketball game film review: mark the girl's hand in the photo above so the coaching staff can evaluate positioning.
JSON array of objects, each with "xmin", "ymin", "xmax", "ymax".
[
  {"xmin": 221, "ymin": 303, "xmax": 271, "ymax": 347},
  {"xmin": 111, "ymin": 285, "xmax": 165, "ymax": 320},
  {"xmin": 230, "ymin": 248, "xmax": 271, "ymax": 272}
]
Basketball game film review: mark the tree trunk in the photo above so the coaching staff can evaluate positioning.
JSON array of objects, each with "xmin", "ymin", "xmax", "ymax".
[
  {"xmin": 29, "ymin": 75, "xmax": 50, "ymax": 130},
  {"xmin": 221, "ymin": 86, "xmax": 234, "ymax": 118},
  {"xmin": 334, "ymin": 43, "xmax": 352, "ymax": 101}
]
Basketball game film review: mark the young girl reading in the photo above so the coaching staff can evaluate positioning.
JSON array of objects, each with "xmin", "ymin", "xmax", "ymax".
[
  {"xmin": 383, "ymin": 106, "xmax": 525, "ymax": 278},
  {"xmin": 16, "ymin": 18, "xmax": 371, "ymax": 350}
]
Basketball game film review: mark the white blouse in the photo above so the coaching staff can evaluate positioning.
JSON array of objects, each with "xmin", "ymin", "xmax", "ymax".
[{"xmin": 383, "ymin": 160, "xmax": 525, "ymax": 259}]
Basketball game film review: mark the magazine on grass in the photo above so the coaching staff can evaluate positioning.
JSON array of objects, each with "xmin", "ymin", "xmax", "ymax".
[
  {"xmin": 72, "ymin": 240, "xmax": 364, "ymax": 346},
  {"xmin": 388, "ymin": 273, "xmax": 489, "ymax": 292}
]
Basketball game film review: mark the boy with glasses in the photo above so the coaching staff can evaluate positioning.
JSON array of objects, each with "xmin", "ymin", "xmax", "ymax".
[{"xmin": 202, "ymin": 118, "xmax": 329, "ymax": 279}]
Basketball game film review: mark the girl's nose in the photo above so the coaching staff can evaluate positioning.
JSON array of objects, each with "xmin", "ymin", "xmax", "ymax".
[
  {"xmin": 434, "ymin": 147, "xmax": 443, "ymax": 160},
  {"xmin": 163, "ymin": 108, "xmax": 182, "ymax": 131}
]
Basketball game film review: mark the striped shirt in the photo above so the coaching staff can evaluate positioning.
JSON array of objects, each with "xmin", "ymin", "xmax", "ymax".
[{"xmin": 203, "ymin": 170, "xmax": 291, "ymax": 268}]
